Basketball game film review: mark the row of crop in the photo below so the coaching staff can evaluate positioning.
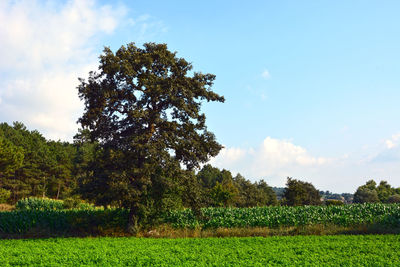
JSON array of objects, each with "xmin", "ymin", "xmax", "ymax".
[
  {"xmin": 1, "ymin": 204, "xmax": 400, "ymax": 235},
  {"xmin": 0, "ymin": 209, "xmax": 128, "ymax": 235},
  {"xmin": 15, "ymin": 197, "xmax": 95, "ymax": 211},
  {"xmin": 164, "ymin": 203, "xmax": 400, "ymax": 228}
]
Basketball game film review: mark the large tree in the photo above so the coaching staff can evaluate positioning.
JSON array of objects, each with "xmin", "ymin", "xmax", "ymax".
[{"xmin": 77, "ymin": 42, "xmax": 224, "ymax": 231}]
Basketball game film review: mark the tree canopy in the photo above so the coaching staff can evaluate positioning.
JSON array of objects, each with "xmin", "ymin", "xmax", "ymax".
[{"xmin": 76, "ymin": 42, "xmax": 225, "ymax": 231}]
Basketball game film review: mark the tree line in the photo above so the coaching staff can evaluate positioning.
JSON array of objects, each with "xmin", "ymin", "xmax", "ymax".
[
  {"xmin": 2, "ymin": 121, "xmax": 398, "ymax": 208},
  {"xmin": 0, "ymin": 121, "xmax": 278, "ymax": 209}
]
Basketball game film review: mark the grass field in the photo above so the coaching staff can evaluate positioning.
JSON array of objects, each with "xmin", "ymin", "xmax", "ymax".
[{"xmin": 1, "ymin": 235, "xmax": 400, "ymax": 266}]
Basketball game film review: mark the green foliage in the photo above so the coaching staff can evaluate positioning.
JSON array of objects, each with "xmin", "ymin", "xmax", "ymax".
[
  {"xmin": 353, "ymin": 180, "xmax": 399, "ymax": 203},
  {"xmin": 256, "ymin": 180, "xmax": 278, "ymax": 206},
  {"xmin": 165, "ymin": 203, "xmax": 400, "ymax": 229},
  {"xmin": 0, "ymin": 122, "xmax": 77, "ymax": 202},
  {"xmin": 0, "ymin": 188, "xmax": 11, "ymax": 203},
  {"xmin": 0, "ymin": 135, "xmax": 24, "ymax": 177},
  {"xmin": 354, "ymin": 188, "xmax": 379, "ymax": 203},
  {"xmin": 0, "ymin": 209, "xmax": 127, "ymax": 235},
  {"xmin": 210, "ymin": 182, "xmax": 237, "ymax": 207},
  {"xmin": 14, "ymin": 197, "xmax": 96, "ymax": 211},
  {"xmin": 197, "ymin": 164, "xmax": 230, "ymax": 189},
  {"xmin": 63, "ymin": 197, "xmax": 94, "ymax": 210},
  {"xmin": 1, "ymin": 235, "xmax": 400, "ymax": 266},
  {"xmin": 283, "ymin": 177, "xmax": 322, "ymax": 206},
  {"xmin": 376, "ymin": 181, "xmax": 396, "ymax": 202},
  {"xmin": 233, "ymin": 175, "xmax": 277, "ymax": 207},
  {"xmin": 15, "ymin": 197, "xmax": 64, "ymax": 211},
  {"xmin": 77, "ymin": 42, "xmax": 225, "ymax": 230},
  {"xmin": 196, "ymin": 166, "xmax": 277, "ymax": 208}
]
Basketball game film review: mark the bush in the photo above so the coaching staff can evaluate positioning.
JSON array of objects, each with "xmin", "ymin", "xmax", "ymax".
[
  {"xmin": 15, "ymin": 197, "xmax": 64, "ymax": 211},
  {"xmin": 0, "ymin": 188, "xmax": 11, "ymax": 203}
]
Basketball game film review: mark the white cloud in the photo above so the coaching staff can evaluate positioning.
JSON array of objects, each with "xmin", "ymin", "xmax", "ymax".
[
  {"xmin": 261, "ymin": 69, "xmax": 271, "ymax": 79},
  {"xmin": 0, "ymin": 0, "xmax": 127, "ymax": 140},
  {"xmin": 210, "ymin": 137, "xmax": 330, "ymax": 187},
  {"xmin": 0, "ymin": 0, "xmax": 164, "ymax": 141},
  {"xmin": 209, "ymin": 135, "xmax": 400, "ymax": 192},
  {"xmin": 385, "ymin": 133, "xmax": 400, "ymax": 149},
  {"xmin": 217, "ymin": 147, "xmax": 246, "ymax": 162}
]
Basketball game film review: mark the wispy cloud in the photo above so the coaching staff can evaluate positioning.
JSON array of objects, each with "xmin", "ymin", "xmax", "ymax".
[{"xmin": 261, "ymin": 69, "xmax": 271, "ymax": 79}]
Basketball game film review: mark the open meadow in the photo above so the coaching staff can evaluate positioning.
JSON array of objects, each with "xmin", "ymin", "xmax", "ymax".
[{"xmin": 1, "ymin": 235, "xmax": 399, "ymax": 266}]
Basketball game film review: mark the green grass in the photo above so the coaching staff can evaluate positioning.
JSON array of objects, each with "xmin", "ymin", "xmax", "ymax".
[{"xmin": 1, "ymin": 235, "xmax": 400, "ymax": 266}]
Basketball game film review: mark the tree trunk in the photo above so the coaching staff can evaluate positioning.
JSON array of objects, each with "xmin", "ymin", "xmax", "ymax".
[{"xmin": 56, "ymin": 182, "xmax": 61, "ymax": 199}]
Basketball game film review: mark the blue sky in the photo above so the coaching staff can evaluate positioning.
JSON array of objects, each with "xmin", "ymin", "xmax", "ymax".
[{"xmin": 1, "ymin": 0, "xmax": 400, "ymax": 192}]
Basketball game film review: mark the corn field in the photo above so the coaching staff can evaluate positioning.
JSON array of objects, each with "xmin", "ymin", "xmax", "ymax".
[
  {"xmin": 165, "ymin": 203, "xmax": 400, "ymax": 228},
  {"xmin": 1, "ymin": 203, "xmax": 400, "ymax": 235}
]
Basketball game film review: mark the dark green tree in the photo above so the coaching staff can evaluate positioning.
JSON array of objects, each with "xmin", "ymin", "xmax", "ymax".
[
  {"xmin": 210, "ymin": 181, "xmax": 238, "ymax": 207},
  {"xmin": 233, "ymin": 174, "xmax": 277, "ymax": 207},
  {"xmin": 0, "ymin": 135, "xmax": 24, "ymax": 179},
  {"xmin": 256, "ymin": 179, "xmax": 278, "ymax": 206},
  {"xmin": 197, "ymin": 164, "xmax": 231, "ymax": 189},
  {"xmin": 283, "ymin": 177, "xmax": 322, "ymax": 206},
  {"xmin": 376, "ymin": 180, "xmax": 396, "ymax": 203},
  {"xmin": 353, "ymin": 187, "xmax": 379, "ymax": 203},
  {"xmin": 353, "ymin": 180, "xmax": 399, "ymax": 203},
  {"xmin": 46, "ymin": 141, "xmax": 76, "ymax": 199},
  {"xmin": 196, "ymin": 165, "xmax": 238, "ymax": 206},
  {"xmin": 353, "ymin": 180, "xmax": 380, "ymax": 204},
  {"xmin": 0, "ymin": 122, "xmax": 77, "ymax": 202},
  {"xmin": 77, "ymin": 42, "xmax": 224, "ymax": 232}
]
